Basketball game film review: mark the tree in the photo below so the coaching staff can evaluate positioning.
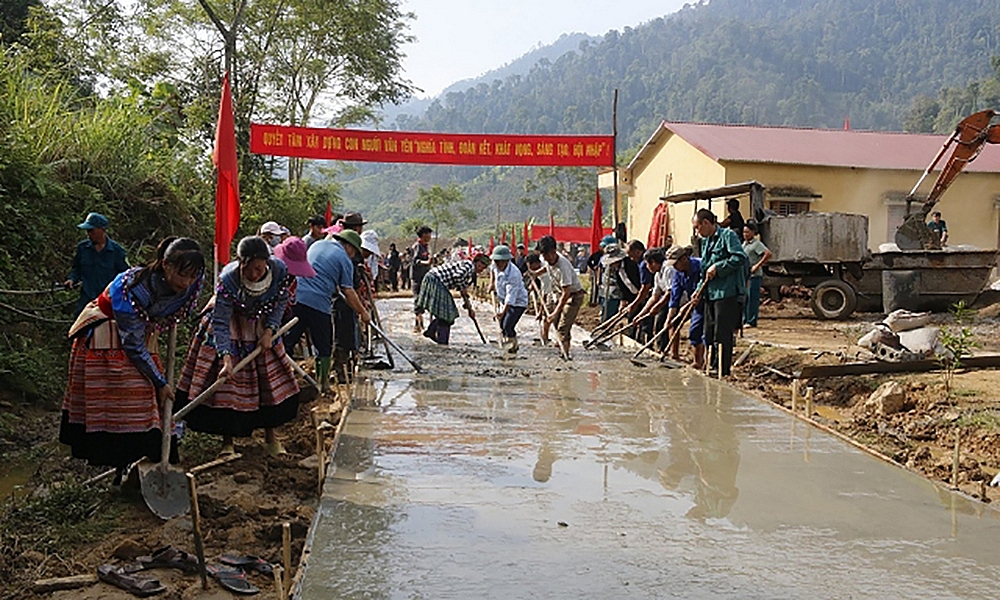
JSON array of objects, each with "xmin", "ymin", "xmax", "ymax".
[
  {"xmin": 412, "ymin": 183, "xmax": 475, "ymax": 252},
  {"xmin": 903, "ymin": 95, "xmax": 940, "ymax": 133},
  {"xmin": 140, "ymin": 0, "xmax": 415, "ymax": 175},
  {"xmin": 520, "ymin": 167, "xmax": 595, "ymax": 226}
]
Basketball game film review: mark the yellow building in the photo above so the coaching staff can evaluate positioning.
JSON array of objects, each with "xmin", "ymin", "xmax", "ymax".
[{"xmin": 622, "ymin": 122, "xmax": 1000, "ymax": 250}]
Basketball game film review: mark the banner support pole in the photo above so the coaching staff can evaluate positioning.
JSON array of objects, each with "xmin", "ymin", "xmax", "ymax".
[{"xmin": 612, "ymin": 89, "xmax": 620, "ymax": 230}]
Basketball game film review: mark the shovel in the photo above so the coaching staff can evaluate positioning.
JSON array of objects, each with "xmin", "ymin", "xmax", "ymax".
[
  {"xmin": 369, "ymin": 320, "xmax": 423, "ymax": 373},
  {"xmin": 141, "ymin": 318, "xmax": 299, "ymax": 520},
  {"xmin": 139, "ymin": 326, "xmax": 185, "ymax": 520},
  {"xmin": 371, "ymin": 301, "xmax": 395, "ymax": 369}
]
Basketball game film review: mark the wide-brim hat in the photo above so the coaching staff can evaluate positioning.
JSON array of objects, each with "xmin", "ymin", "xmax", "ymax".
[
  {"xmin": 274, "ymin": 236, "xmax": 316, "ymax": 278},
  {"xmin": 664, "ymin": 245, "xmax": 692, "ymax": 268},
  {"xmin": 78, "ymin": 212, "xmax": 109, "ymax": 230},
  {"xmin": 334, "ymin": 229, "xmax": 363, "ymax": 253},
  {"xmin": 490, "ymin": 244, "xmax": 514, "ymax": 261},
  {"xmin": 360, "ymin": 230, "xmax": 381, "ymax": 255},
  {"xmin": 342, "ymin": 212, "xmax": 367, "ymax": 227}
]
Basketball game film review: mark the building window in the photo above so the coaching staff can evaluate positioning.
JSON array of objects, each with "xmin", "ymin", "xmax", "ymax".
[{"xmin": 769, "ymin": 201, "xmax": 810, "ymax": 216}]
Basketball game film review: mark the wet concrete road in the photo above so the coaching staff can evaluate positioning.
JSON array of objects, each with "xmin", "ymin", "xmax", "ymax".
[{"xmin": 299, "ymin": 298, "xmax": 1000, "ymax": 599}]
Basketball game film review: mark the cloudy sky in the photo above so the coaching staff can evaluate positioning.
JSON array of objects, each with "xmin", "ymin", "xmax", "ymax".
[{"xmin": 400, "ymin": 0, "xmax": 688, "ymax": 97}]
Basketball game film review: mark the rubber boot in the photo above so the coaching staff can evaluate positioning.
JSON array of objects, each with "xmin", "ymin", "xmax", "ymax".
[
  {"xmin": 435, "ymin": 323, "xmax": 451, "ymax": 345},
  {"xmin": 316, "ymin": 356, "xmax": 332, "ymax": 394},
  {"xmin": 332, "ymin": 348, "xmax": 353, "ymax": 384}
]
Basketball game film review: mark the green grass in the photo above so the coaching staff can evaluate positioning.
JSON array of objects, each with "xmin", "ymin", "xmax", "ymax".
[
  {"xmin": 955, "ymin": 409, "xmax": 1000, "ymax": 430},
  {"xmin": 1, "ymin": 478, "xmax": 121, "ymax": 555},
  {"xmin": 179, "ymin": 430, "xmax": 223, "ymax": 466}
]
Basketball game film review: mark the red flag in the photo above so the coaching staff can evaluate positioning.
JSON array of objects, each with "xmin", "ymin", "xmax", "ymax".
[
  {"xmin": 468, "ymin": 237, "xmax": 473, "ymax": 255},
  {"xmin": 523, "ymin": 219, "xmax": 530, "ymax": 250},
  {"xmin": 324, "ymin": 200, "xmax": 332, "ymax": 227},
  {"xmin": 590, "ymin": 187, "xmax": 603, "ymax": 252},
  {"xmin": 500, "ymin": 229, "xmax": 507, "ymax": 245},
  {"xmin": 489, "ymin": 235, "xmax": 495, "ymax": 254},
  {"xmin": 213, "ymin": 73, "xmax": 240, "ymax": 266},
  {"xmin": 549, "ymin": 213, "xmax": 555, "ymax": 236},
  {"xmin": 511, "ymin": 225, "xmax": 517, "ymax": 249}
]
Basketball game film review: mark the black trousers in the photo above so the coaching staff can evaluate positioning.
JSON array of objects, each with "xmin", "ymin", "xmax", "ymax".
[
  {"xmin": 652, "ymin": 305, "xmax": 670, "ymax": 352},
  {"xmin": 285, "ymin": 303, "xmax": 333, "ymax": 358},
  {"xmin": 705, "ymin": 295, "xmax": 740, "ymax": 376}
]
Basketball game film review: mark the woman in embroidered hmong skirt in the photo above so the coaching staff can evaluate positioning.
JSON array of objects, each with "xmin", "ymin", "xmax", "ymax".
[
  {"xmin": 414, "ymin": 253, "xmax": 490, "ymax": 345},
  {"xmin": 176, "ymin": 236, "xmax": 300, "ymax": 456},
  {"xmin": 59, "ymin": 238, "xmax": 205, "ymax": 483}
]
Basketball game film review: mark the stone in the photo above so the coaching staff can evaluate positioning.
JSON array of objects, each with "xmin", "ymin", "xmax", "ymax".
[
  {"xmin": 859, "ymin": 381, "xmax": 910, "ymax": 417},
  {"xmin": 232, "ymin": 471, "xmax": 251, "ymax": 484},
  {"xmin": 111, "ymin": 538, "xmax": 146, "ymax": 561},
  {"xmin": 298, "ymin": 455, "xmax": 320, "ymax": 470}
]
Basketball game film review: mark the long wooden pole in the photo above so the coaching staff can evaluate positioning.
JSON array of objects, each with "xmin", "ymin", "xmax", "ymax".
[
  {"xmin": 612, "ymin": 88, "xmax": 620, "ymax": 228},
  {"xmin": 186, "ymin": 473, "xmax": 209, "ymax": 590}
]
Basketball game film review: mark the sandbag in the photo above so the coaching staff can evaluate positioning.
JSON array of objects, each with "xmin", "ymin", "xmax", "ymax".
[{"xmin": 883, "ymin": 309, "xmax": 931, "ymax": 333}]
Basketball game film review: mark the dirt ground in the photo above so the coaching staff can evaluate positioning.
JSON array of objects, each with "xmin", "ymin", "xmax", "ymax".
[{"xmin": 0, "ymin": 361, "xmax": 346, "ymax": 600}]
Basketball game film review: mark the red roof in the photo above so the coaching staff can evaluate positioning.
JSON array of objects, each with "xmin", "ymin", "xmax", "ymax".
[{"xmin": 629, "ymin": 121, "xmax": 1000, "ymax": 173}]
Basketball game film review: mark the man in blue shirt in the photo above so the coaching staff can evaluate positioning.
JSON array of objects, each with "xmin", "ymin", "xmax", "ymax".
[
  {"xmin": 284, "ymin": 231, "xmax": 370, "ymax": 392},
  {"xmin": 666, "ymin": 245, "xmax": 705, "ymax": 370},
  {"xmin": 65, "ymin": 212, "xmax": 128, "ymax": 316}
]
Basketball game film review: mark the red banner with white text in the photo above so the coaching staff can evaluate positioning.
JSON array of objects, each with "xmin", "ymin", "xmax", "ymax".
[{"xmin": 250, "ymin": 124, "xmax": 614, "ymax": 167}]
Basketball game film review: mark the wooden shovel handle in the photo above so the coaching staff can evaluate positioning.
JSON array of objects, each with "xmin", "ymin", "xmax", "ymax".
[{"xmin": 172, "ymin": 317, "xmax": 298, "ymax": 422}]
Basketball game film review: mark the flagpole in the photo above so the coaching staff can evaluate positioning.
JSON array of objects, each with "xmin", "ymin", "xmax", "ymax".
[{"xmin": 612, "ymin": 88, "xmax": 619, "ymax": 229}]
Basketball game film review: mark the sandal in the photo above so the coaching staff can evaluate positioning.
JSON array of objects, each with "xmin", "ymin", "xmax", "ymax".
[
  {"xmin": 97, "ymin": 564, "xmax": 166, "ymax": 597},
  {"xmin": 220, "ymin": 554, "xmax": 274, "ymax": 576},
  {"xmin": 207, "ymin": 564, "xmax": 260, "ymax": 595},
  {"xmin": 264, "ymin": 440, "xmax": 287, "ymax": 457},
  {"xmin": 135, "ymin": 546, "xmax": 200, "ymax": 574}
]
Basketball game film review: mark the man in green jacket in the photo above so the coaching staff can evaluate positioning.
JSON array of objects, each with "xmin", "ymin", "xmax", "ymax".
[{"xmin": 693, "ymin": 208, "xmax": 748, "ymax": 377}]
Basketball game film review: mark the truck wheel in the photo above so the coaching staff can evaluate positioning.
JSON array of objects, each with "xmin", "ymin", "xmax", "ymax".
[{"xmin": 810, "ymin": 280, "xmax": 857, "ymax": 320}]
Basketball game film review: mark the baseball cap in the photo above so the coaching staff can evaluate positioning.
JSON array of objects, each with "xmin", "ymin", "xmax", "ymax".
[
  {"xmin": 78, "ymin": 212, "xmax": 110, "ymax": 230},
  {"xmin": 260, "ymin": 221, "xmax": 283, "ymax": 235},
  {"xmin": 664, "ymin": 245, "xmax": 692, "ymax": 268}
]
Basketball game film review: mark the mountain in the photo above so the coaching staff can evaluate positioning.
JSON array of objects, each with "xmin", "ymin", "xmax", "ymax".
[
  {"xmin": 341, "ymin": 0, "xmax": 1000, "ymax": 238},
  {"xmin": 381, "ymin": 32, "xmax": 598, "ymax": 127}
]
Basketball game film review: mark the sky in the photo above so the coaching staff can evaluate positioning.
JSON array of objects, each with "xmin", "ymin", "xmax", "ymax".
[{"xmin": 400, "ymin": 0, "xmax": 689, "ymax": 98}]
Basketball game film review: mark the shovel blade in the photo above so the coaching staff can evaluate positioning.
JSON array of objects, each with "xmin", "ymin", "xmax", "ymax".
[{"xmin": 139, "ymin": 465, "xmax": 191, "ymax": 520}]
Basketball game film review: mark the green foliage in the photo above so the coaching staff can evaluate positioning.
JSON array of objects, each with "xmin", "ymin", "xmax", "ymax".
[
  {"xmin": 412, "ymin": 183, "xmax": 474, "ymax": 250},
  {"xmin": 938, "ymin": 301, "xmax": 977, "ymax": 397},
  {"xmin": 0, "ymin": 478, "xmax": 120, "ymax": 561}
]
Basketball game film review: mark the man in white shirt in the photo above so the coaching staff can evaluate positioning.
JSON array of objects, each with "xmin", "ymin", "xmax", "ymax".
[{"xmin": 539, "ymin": 235, "xmax": 584, "ymax": 359}]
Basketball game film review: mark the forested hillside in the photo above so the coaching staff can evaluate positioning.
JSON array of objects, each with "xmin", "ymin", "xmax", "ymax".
[{"xmin": 344, "ymin": 0, "xmax": 1000, "ymax": 236}]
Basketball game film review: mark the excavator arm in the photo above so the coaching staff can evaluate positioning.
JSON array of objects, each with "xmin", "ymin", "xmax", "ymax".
[{"xmin": 894, "ymin": 109, "xmax": 1000, "ymax": 250}]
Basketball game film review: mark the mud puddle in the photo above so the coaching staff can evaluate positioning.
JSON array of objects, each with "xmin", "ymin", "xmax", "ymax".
[{"xmin": 297, "ymin": 298, "xmax": 1000, "ymax": 599}]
